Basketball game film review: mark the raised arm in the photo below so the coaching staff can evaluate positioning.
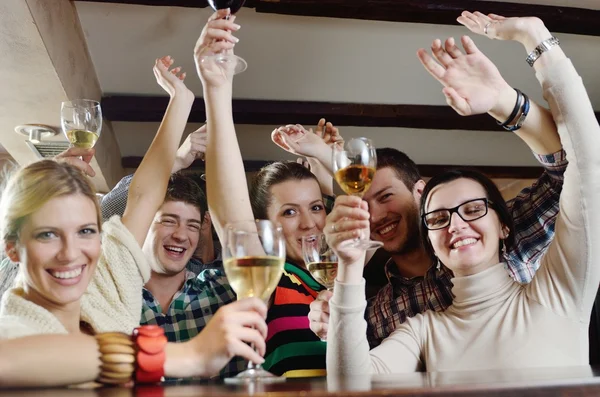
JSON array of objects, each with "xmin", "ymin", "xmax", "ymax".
[
  {"xmin": 121, "ymin": 56, "xmax": 194, "ymax": 246},
  {"xmin": 194, "ymin": 11, "xmax": 252, "ymax": 241},
  {"xmin": 101, "ymin": 125, "xmax": 207, "ymax": 221},
  {"xmin": 417, "ymin": 35, "xmax": 560, "ymax": 156},
  {"xmin": 461, "ymin": 13, "xmax": 600, "ymax": 317}
]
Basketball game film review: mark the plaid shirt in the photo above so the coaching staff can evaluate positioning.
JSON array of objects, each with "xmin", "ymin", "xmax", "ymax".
[
  {"xmin": 366, "ymin": 150, "xmax": 567, "ymax": 348},
  {"xmin": 140, "ymin": 268, "xmax": 244, "ymax": 377}
]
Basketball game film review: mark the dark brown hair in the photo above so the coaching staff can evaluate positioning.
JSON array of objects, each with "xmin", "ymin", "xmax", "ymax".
[
  {"xmin": 418, "ymin": 169, "xmax": 515, "ymax": 263},
  {"xmin": 376, "ymin": 148, "xmax": 422, "ymax": 191},
  {"xmin": 165, "ymin": 172, "xmax": 208, "ymax": 218},
  {"xmin": 250, "ymin": 162, "xmax": 319, "ymax": 219}
]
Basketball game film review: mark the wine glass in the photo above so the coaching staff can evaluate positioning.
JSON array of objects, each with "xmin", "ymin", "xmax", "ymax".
[
  {"xmin": 203, "ymin": 0, "xmax": 247, "ymax": 75},
  {"xmin": 302, "ymin": 234, "xmax": 337, "ymax": 291},
  {"xmin": 61, "ymin": 99, "xmax": 102, "ymax": 149},
  {"xmin": 222, "ymin": 219, "xmax": 286, "ymax": 384},
  {"xmin": 332, "ymin": 137, "xmax": 383, "ymax": 250}
]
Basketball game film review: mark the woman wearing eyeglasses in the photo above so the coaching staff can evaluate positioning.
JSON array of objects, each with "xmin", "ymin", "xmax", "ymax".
[{"xmin": 326, "ymin": 13, "xmax": 600, "ymax": 374}]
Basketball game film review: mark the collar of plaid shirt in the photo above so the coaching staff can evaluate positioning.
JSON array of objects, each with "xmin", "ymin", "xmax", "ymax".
[{"xmin": 384, "ymin": 257, "xmax": 442, "ymax": 291}]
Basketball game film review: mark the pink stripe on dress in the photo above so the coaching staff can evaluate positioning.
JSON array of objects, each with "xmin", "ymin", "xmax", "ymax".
[{"xmin": 266, "ymin": 316, "xmax": 309, "ymax": 342}]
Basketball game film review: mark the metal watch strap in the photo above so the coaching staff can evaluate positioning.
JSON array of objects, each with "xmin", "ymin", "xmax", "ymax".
[{"xmin": 526, "ymin": 36, "xmax": 560, "ymax": 67}]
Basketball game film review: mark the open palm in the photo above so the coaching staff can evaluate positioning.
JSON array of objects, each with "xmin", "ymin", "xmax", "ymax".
[
  {"xmin": 417, "ymin": 36, "xmax": 510, "ymax": 116},
  {"xmin": 457, "ymin": 11, "xmax": 544, "ymax": 43}
]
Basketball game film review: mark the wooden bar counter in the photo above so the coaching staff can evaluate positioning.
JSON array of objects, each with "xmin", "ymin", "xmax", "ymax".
[{"xmin": 2, "ymin": 366, "xmax": 600, "ymax": 396}]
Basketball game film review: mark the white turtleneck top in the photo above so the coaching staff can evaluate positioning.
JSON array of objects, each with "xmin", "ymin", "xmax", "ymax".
[{"xmin": 327, "ymin": 58, "xmax": 600, "ymax": 374}]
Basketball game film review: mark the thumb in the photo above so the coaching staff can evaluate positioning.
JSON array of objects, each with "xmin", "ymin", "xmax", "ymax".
[
  {"xmin": 443, "ymin": 87, "xmax": 470, "ymax": 116},
  {"xmin": 318, "ymin": 289, "xmax": 333, "ymax": 301}
]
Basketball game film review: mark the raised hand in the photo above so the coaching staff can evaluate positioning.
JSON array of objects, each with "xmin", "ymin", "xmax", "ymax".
[
  {"xmin": 194, "ymin": 10, "xmax": 241, "ymax": 88},
  {"xmin": 172, "ymin": 125, "xmax": 208, "ymax": 173},
  {"xmin": 417, "ymin": 36, "xmax": 512, "ymax": 116},
  {"xmin": 457, "ymin": 11, "xmax": 545, "ymax": 44},
  {"xmin": 314, "ymin": 118, "xmax": 344, "ymax": 149},
  {"xmin": 189, "ymin": 297, "xmax": 268, "ymax": 377},
  {"xmin": 308, "ymin": 289, "xmax": 333, "ymax": 340},
  {"xmin": 153, "ymin": 56, "xmax": 192, "ymax": 98},
  {"xmin": 271, "ymin": 119, "xmax": 341, "ymax": 160},
  {"xmin": 54, "ymin": 147, "xmax": 95, "ymax": 177},
  {"xmin": 271, "ymin": 124, "xmax": 323, "ymax": 158}
]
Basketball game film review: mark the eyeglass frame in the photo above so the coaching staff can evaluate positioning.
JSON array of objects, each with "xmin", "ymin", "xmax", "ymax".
[{"xmin": 421, "ymin": 197, "xmax": 494, "ymax": 231}]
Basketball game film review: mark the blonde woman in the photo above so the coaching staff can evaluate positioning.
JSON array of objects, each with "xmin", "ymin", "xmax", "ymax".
[{"xmin": 0, "ymin": 14, "xmax": 267, "ymax": 387}]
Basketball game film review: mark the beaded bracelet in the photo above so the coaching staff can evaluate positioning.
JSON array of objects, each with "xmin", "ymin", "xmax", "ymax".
[
  {"xmin": 95, "ymin": 332, "xmax": 136, "ymax": 385},
  {"xmin": 95, "ymin": 325, "xmax": 167, "ymax": 385}
]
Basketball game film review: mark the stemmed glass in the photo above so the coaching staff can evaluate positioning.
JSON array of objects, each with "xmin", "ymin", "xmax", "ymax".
[
  {"xmin": 222, "ymin": 220, "xmax": 286, "ymax": 383},
  {"xmin": 203, "ymin": 0, "xmax": 247, "ymax": 75},
  {"xmin": 332, "ymin": 137, "xmax": 383, "ymax": 250},
  {"xmin": 302, "ymin": 234, "xmax": 338, "ymax": 292},
  {"xmin": 60, "ymin": 99, "xmax": 102, "ymax": 149}
]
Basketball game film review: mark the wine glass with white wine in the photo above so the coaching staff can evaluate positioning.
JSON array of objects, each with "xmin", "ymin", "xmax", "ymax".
[
  {"xmin": 223, "ymin": 219, "xmax": 286, "ymax": 383},
  {"xmin": 302, "ymin": 234, "xmax": 337, "ymax": 292},
  {"xmin": 332, "ymin": 137, "xmax": 383, "ymax": 250},
  {"xmin": 61, "ymin": 99, "xmax": 102, "ymax": 149},
  {"xmin": 302, "ymin": 233, "xmax": 337, "ymax": 341}
]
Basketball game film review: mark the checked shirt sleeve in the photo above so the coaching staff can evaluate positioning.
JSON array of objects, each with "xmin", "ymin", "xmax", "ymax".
[
  {"xmin": 505, "ymin": 149, "xmax": 568, "ymax": 284},
  {"xmin": 100, "ymin": 174, "xmax": 134, "ymax": 221}
]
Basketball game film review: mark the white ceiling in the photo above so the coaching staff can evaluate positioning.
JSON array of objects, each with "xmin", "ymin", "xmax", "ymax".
[{"xmin": 74, "ymin": 1, "xmax": 600, "ymax": 167}]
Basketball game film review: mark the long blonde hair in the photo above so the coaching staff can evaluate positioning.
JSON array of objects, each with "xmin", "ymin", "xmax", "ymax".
[{"xmin": 0, "ymin": 160, "xmax": 102, "ymax": 249}]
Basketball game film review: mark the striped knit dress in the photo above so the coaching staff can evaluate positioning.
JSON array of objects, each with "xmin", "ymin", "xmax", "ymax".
[{"xmin": 262, "ymin": 262, "xmax": 327, "ymax": 378}]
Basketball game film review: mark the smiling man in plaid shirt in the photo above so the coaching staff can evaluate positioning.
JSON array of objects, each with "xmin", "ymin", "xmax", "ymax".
[{"xmin": 101, "ymin": 172, "xmax": 244, "ymax": 377}]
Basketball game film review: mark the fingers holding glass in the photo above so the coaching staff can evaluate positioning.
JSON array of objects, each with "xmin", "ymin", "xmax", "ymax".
[{"xmin": 196, "ymin": 7, "xmax": 246, "ymax": 76}]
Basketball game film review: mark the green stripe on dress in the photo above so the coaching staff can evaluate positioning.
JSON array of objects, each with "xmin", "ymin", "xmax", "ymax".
[
  {"xmin": 284, "ymin": 262, "xmax": 323, "ymax": 291},
  {"xmin": 263, "ymin": 340, "xmax": 327, "ymax": 370}
]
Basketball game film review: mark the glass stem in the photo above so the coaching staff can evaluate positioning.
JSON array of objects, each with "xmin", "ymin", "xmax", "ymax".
[{"xmin": 247, "ymin": 326, "xmax": 262, "ymax": 371}]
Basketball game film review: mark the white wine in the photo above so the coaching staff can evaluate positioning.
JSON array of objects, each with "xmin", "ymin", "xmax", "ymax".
[
  {"xmin": 224, "ymin": 256, "xmax": 284, "ymax": 300},
  {"xmin": 335, "ymin": 165, "xmax": 376, "ymax": 196},
  {"xmin": 66, "ymin": 129, "xmax": 99, "ymax": 149},
  {"xmin": 307, "ymin": 261, "xmax": 338, "ymax": 290}
]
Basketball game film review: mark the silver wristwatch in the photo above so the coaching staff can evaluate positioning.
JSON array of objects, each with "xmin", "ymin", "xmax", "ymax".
[{"xmin": 526, "ymin": 36, "xmax": 560, "ymax": 67}]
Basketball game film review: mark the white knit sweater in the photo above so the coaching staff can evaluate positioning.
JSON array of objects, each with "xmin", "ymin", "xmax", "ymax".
[
  {"xmin": 327, "ymin": 59, "xmax": 600, "ymax": 374},
  {"xmin": 0, "ymin": 216, "xmax": 151, "ymax": 338}
]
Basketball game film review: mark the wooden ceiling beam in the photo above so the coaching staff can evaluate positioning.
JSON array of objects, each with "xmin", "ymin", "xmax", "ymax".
[
  {"xmin": 102, "ymin": 95, "xmax": 500, "ymax": 130},
  {"xmin": 76, "ymin": 0, "xmax": 600, "ymax": 37},
  {"xmin": 102, "ymin": 95, "xmax": 600, "ymax": 131},
  {"xmin": 122, "ymin": 156, "xmax": 544, "ymax": 179}
]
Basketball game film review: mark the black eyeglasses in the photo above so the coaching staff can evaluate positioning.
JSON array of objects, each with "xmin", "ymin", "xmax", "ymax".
[{"xmin": 422, "ymin": 198, "xmax": 493, "ymax": 231}]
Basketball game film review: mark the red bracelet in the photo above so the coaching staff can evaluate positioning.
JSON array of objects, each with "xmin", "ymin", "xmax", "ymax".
[{"xmin": 133, "ymin": 325, "xmax": 167, "ymax": 383}]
